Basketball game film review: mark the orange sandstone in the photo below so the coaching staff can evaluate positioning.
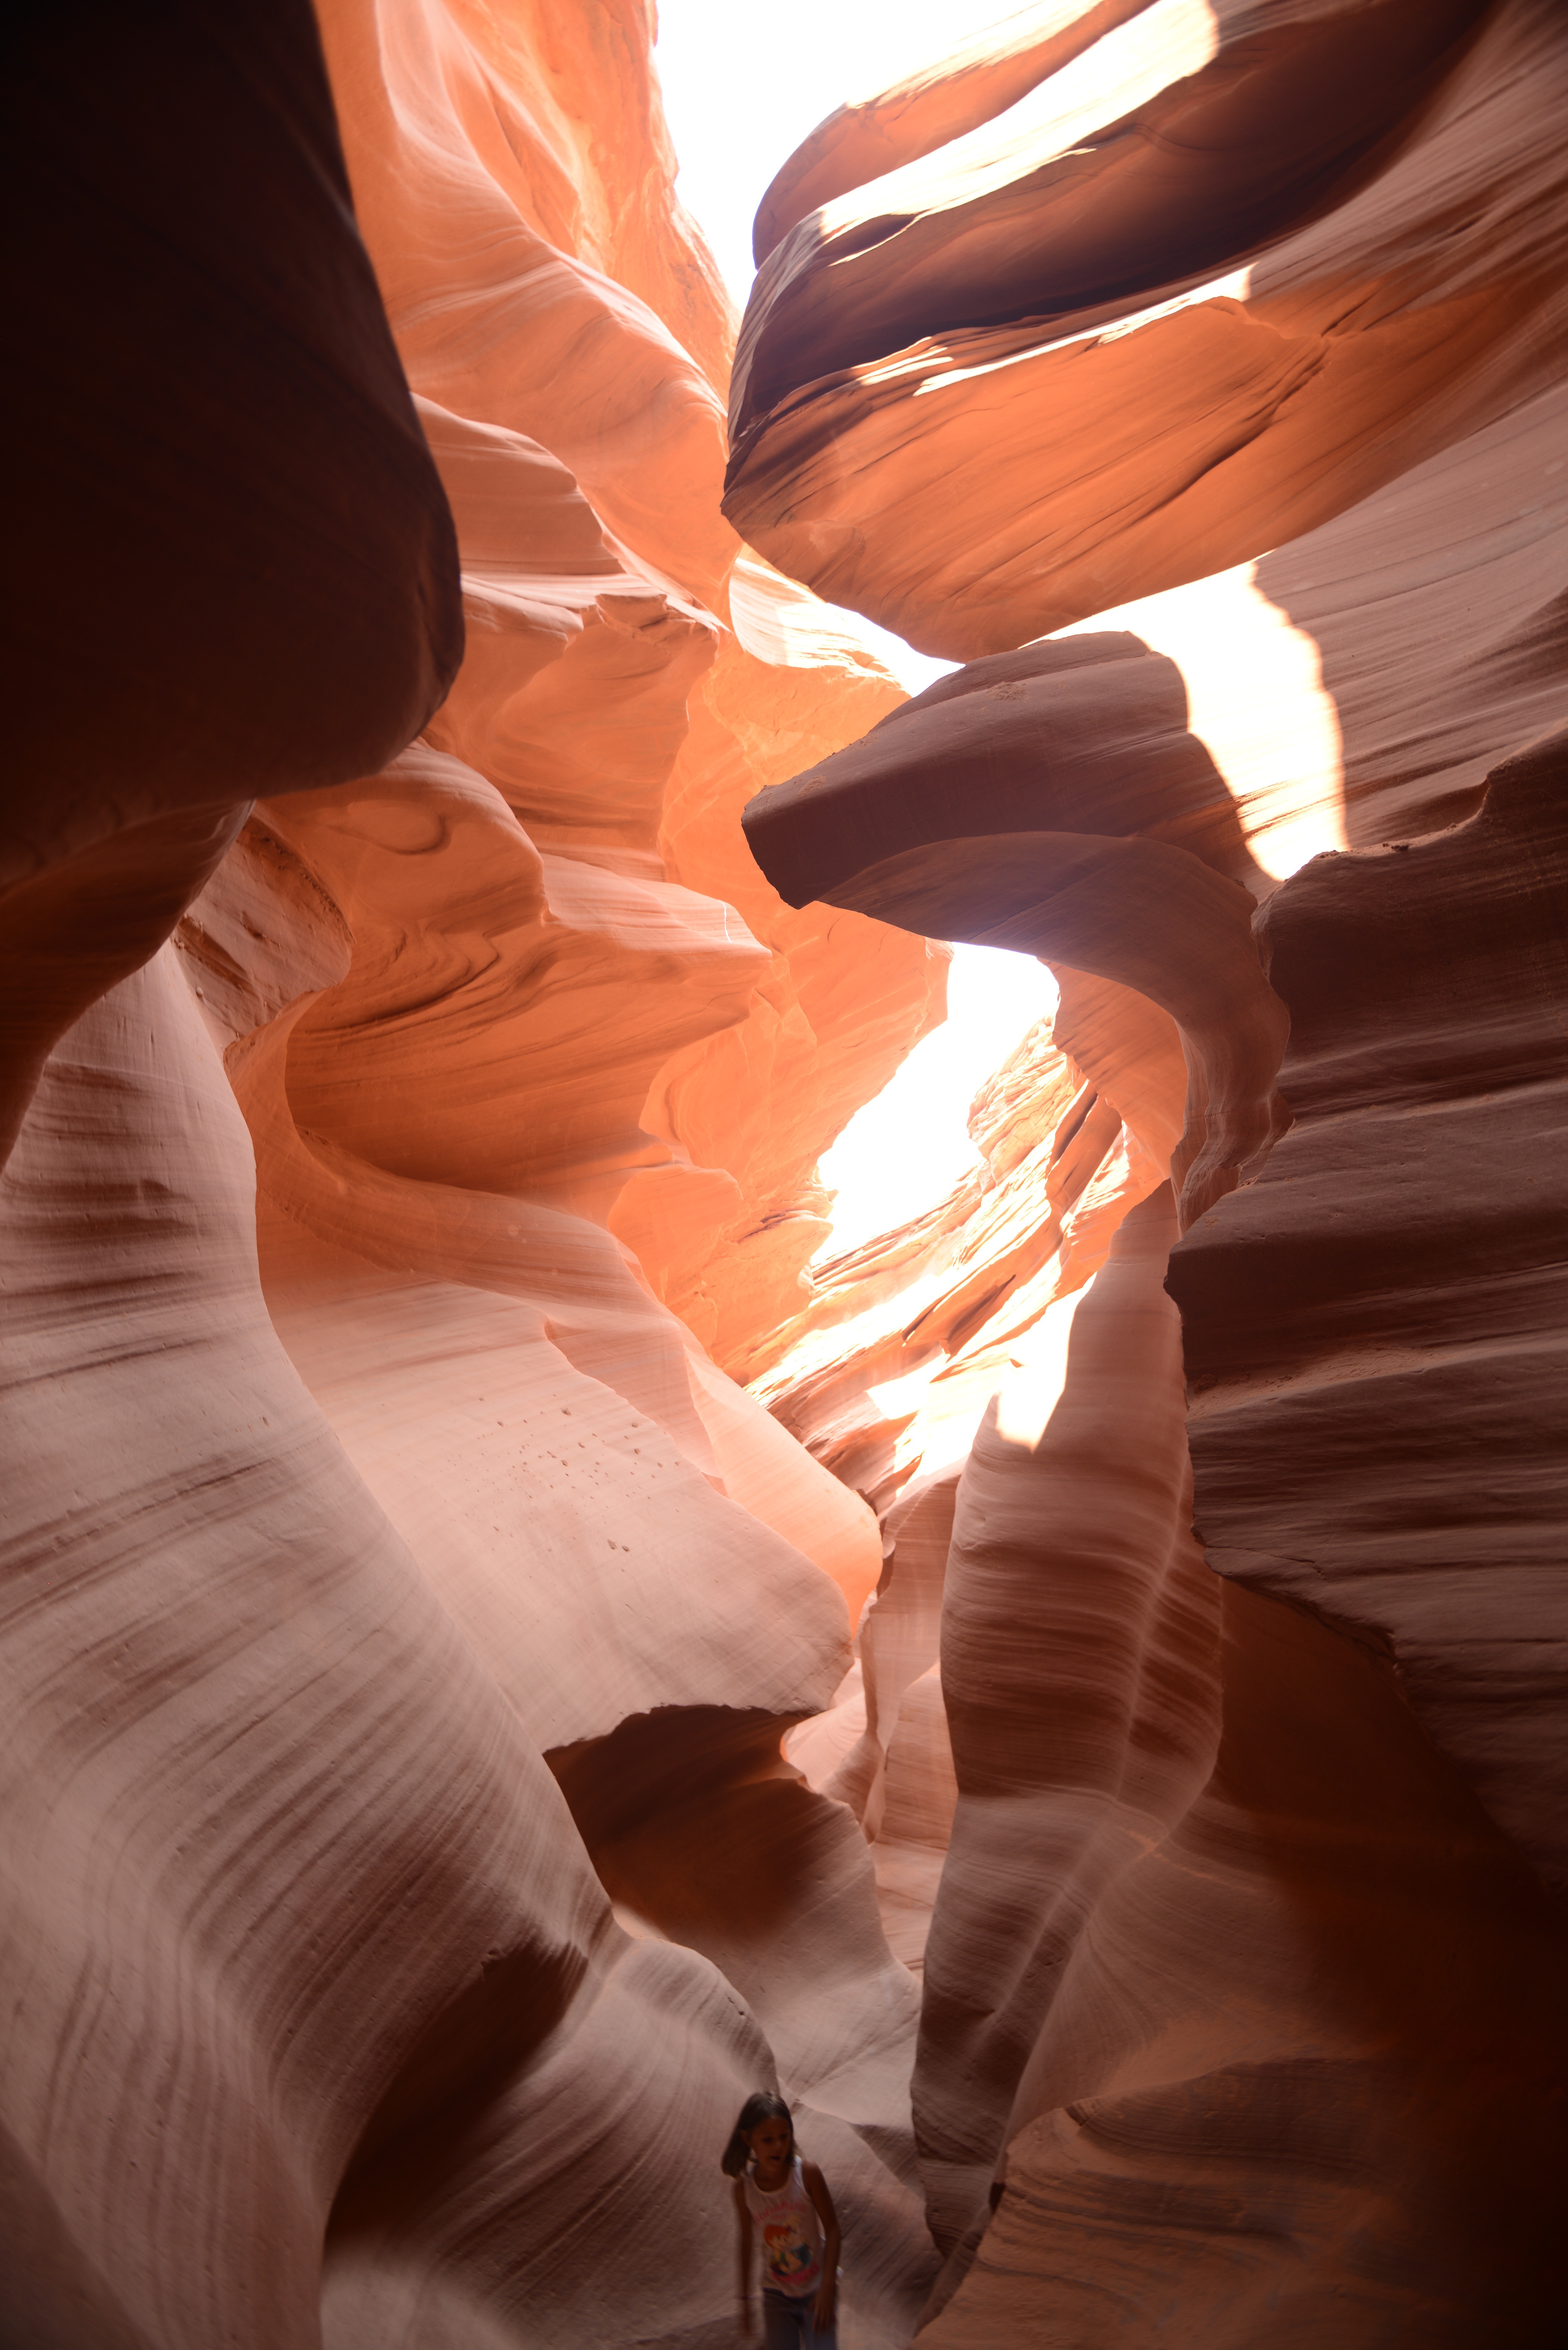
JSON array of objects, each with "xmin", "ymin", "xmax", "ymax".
[{"xmin": 4, "ymin": 3, "xmax": 1566, "ymax": 2346}]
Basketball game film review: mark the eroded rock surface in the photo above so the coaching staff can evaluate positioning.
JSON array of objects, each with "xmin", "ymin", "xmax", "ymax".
[
  {"xmin": 2, "ymin": 6, "xmax": 940, "ymax": 2346},
  {"xmin": 2, "ymin": 0, "xmax": 462, "ymax": 1171},
  {"xmin": 740, "ymin": 4, "xmax": 1568, "ymax": 2342},
  {"xmin": 727, "ymin": 0, "xmax": 1565, "ymax": 661},
  {"xmin": 5, "ymin": 2, "xmax": 1565, "ymax": 2346}
]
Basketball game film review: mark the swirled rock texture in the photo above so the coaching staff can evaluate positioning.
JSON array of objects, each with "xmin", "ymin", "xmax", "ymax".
[
  {"xmin": 726, "ymin": 0, "xmax": 1565, "ymax": 663},
  {"xmin": 1171, "ymin": 730, "xmax": 1568, "ymax": 1899},
  {"xmin": 2, "ymin": 5, "xmax": 944, "ymax": 2347},
  {"xmin": 2, "ymin": 955, "xmax": 792, "ymax": 2350},
  {"xmin": 9, "ymin": 0, "xmax": 1566, "ymax": 2343},
  {"xmin": 737, "ymin": 4, "xmax": 1568, "ymax": 2343}
]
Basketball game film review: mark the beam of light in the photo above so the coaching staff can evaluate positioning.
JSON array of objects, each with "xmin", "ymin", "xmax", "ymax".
[
  {"xmin": 655, "ymin": 3, "xmax": 1069, "ymax": 1255},
  {"xmin": 815, "ymin": 948, "xmax": 1059, "ymax": 1260}
]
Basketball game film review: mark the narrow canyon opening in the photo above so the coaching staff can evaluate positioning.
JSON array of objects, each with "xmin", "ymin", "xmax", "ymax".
[{"xmin": 3, "ymin": 4, "xmax": 1564, "ymax": 2347}]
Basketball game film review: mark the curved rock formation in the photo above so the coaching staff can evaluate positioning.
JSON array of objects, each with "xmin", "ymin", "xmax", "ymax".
[
  {"xmin": 629, "ymin": 558, "xmax": 950, "ymax": 1365},
  {"xmin": 1171, "ymin": 728, "xmax": 1568, "ymax": 1899},
  {"xmin": 2, "ymin": 0, "xmax": 462, "ymax": 1169},
  {"xmin": 7, "ymin": 1, "xmax": 1565, "ymax": 2344},
  {"xmin": 736, "ymin": 4, "xmax": 1568, "ymax": 2342},
  {"xmin": 1, "ymin": 955, "xmax": 775, "ymax": 2350},
  {"xmin": 744, "ymin": 633, "xmax": 1292, "ymax": 1231},
  {"xmin": 726, "ymin": 0, "xmax": 1565, "ymax": 661},
  {"xmin": 2, "ymin": 6, "xmax": 942, "ymax": 2346},
  {"xmin": 751, "ymin": 0, "xmax": 1158, "ymax": 268}
]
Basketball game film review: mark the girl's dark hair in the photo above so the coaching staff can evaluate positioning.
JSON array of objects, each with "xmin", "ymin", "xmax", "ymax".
[{"xmin": 721, "ymin": 2091, "xmax": 792, "ymax": 2176}]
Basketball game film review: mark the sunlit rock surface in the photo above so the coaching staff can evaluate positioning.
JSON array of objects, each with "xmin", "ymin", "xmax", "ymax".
[
  {"xmin": 2, "ymin": 5, "xmax": 939, "ymax": 2346},
  {"xmin": 4, "ymin": 2, "xmax": 1565, "ymax": 2346},
  {"xmin": 742, "ymin": 4, "xmax": 1568, "ymax": 2343},
  {"xmin": 727, "ymin": 0, "xmax": 1565, "ymax": 663}
]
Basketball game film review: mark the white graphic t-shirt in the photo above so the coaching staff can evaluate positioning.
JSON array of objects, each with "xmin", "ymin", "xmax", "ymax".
[{"xmin": 744, "ymin": 2155, "xmax": 824, "ymax": 2298}]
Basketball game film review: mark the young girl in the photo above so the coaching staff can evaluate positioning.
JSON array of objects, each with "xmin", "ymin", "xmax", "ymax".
[{"xmin": 723, "ymin": 2092, "xmax": 841, "ymax": 2346}]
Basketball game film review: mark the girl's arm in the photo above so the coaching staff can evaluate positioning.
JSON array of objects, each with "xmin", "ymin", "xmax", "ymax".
[
  {"xmin": 733, "ymin": 2177, "xmax": 754, "ymax": 2335},
  {"xmin": 803, "ymin": 2161, "xmax": 841, "ymax": 2331}
]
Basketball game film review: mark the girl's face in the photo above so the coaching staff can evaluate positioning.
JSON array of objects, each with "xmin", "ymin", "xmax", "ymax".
[{"xmin": 746, "ymin": 2116, "xmax": 793, "ymax": 2172}]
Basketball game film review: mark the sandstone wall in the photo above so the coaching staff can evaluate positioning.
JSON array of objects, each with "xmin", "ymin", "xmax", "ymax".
[
  {"xmin": 2, "ymin": 5, "xmax": 942, "ymax": 2344},
  {"xmin": 4, "ymin": 3, "xmax": 1564, "ymax": 2346},
  {"xmin": 737, "ymin": 4, "xmax": 1567, "ymax": 2341}
]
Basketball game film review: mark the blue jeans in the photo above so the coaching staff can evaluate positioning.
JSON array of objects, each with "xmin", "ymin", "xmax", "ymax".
[{"xmin": 762, "ymin": 2287, "xmax": 837, "ymax": 2348}]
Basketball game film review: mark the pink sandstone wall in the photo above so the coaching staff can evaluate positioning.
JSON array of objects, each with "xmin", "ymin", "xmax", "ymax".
[
  {"xmin": 736, "ymin": 4, "xmax": 1566, "ymax": 2343},
  {"xmin": 3, "ymin": 3, "xmax": 1564, "ymax": 2346},
  {"xmin": 3, "ymin": 4, "xmax": 937, "ymax": 2344}
]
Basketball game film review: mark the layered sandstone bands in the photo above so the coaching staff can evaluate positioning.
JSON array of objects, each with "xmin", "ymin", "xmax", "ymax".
[
  {"xmin": 726, "ymin": 0, "xmax": 1565, "ymax": 666},
  {"xmin": 4, "ymin": 957, "xmax": 798, "ymax": 2349},
  {"xmin": 739, "ymin": 4, "xmax": 1567, "ymax": 2342},
  {"xmin": 2, "ymin": 5, "xmax": 940, "ymax": 2346},
  {"xmin": 4, "ymin": 2, "xmax": 1565, "ymax": 2346},
  {"xmin": 1172, "ymin": 730, "xmax": 1568, "ymax": 1898}
]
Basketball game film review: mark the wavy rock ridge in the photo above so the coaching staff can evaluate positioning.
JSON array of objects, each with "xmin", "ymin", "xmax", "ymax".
[
  {"xmin": 3, "ymin": 3, "xmax": 1564, "ymax": 2347},
  {"xmin": 738, "ymin": 3, "xmax": 1567, "ymax": 2343},
  {"xmin": 3, "ymin": 5, "xmax": 940, "ymax": 2346}
]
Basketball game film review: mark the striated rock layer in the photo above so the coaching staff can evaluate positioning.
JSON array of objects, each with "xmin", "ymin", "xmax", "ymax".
[
  {"xmin": 6, "ymin": 2, "xmax": 1565, "ymax": 2346},
  {"xmin": 727, "ymin": 0, "xmax": 1566, "ymax": 666},
  {"xmin": 1172, "ymin": 731, "xmax": 1568, "ymax": 1900},
  {"xmin": 739, "ymin": 4, "xmax": 1568, "ymax": 2344},
  {"xmin": 3, "ymin": 956, "xmax": 790, "ymax": 2350},
  {"xmin": 2, "ymin": 5, "xmax": 943, "ymax": 2347}
]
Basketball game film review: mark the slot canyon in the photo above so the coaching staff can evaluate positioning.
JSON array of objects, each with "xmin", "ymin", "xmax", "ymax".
[{"xmin": 2, "ymin": 0, "xmax": 1564, "ymax": 2343}]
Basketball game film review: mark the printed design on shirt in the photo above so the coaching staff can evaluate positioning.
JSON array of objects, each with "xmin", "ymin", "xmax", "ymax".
[{"xmin": 762, "ymin": 2217, "xmax": 818, "ymax": 2285}]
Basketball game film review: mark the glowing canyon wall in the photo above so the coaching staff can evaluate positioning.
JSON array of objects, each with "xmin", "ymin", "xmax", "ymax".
[
  {"xmin": 4, "ymin": 5, "xmax": 937, "ymax": 2345},
  {"xmin": 2, "ymin": 3, "xmax": 1564, "ymax": 2348},
  {"xmin": 737, "ymin": 2, "xmax": 1567, "ymax": 2342}
]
